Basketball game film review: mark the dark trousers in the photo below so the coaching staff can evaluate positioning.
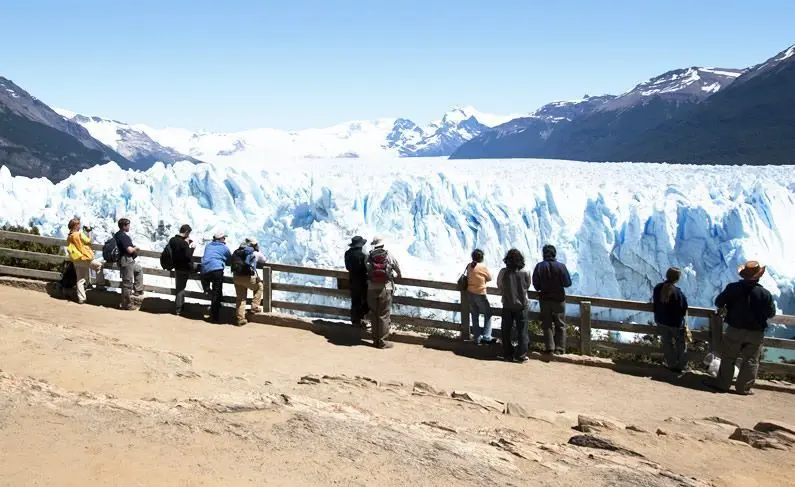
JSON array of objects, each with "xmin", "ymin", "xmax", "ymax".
[
  {"xmin": 540, "ymin": 300, "xmax": 566, "ymax": 353},
  {"xmin": 350, "ymin": 284, "xmax": 369, "ymax": 326},
  {"xmin": 718, "ymin": 326, "xmax": 765, "ymax": 394},
  {"xmin": 174, "ymin": 270, "xmax": 190, "ymax": 314},
  {"xmin": 501, "ymin": 307, "xmax": 529, "ymax": 359},
  {"xmin": 367, "ymin": 286, "xmax": 393, "ymax": 346},
  {"xmin": 201, "ymin": 270, "xmax": 224, "ymax": 322}
]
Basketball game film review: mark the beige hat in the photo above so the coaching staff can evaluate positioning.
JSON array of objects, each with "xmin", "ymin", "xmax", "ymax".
[
  {"xmin": 245, "ymin": 237, "xmax": 258, "ymax": 246},
  {"xmin": 371, "ymin": 236, "xmax": 384, "ymax": 248},
  {"xmin": 738, "ymin": 261, "xmax": 766, "ymax": 280},
  {"xmin": 213, "ymin": 231, "xmax": 226, "ymax": 240}
]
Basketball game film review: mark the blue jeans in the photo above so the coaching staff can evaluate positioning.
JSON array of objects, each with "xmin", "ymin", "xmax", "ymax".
[
  {"xmin": 468, "ymin": 292, "xmax": 493, "ymax": 343},
  {"xmin": 659, "ymin": 325, "xmax": 687, "ymax": 371}
]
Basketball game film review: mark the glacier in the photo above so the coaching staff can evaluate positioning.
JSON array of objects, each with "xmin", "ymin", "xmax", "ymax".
[{"xmin": 1, "ymin": 157, "xmax": 794, "ymax": 349}]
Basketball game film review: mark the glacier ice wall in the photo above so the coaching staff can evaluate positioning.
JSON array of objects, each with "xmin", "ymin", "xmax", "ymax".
[{"xmin": 2, "ymin": 158, "xmax": 795, "ymax": 328}]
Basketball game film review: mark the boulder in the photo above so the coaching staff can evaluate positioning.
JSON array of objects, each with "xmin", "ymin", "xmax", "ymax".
[
  {"xmin": 568, "ymin": 435, "xmax": 644, "ymax": 457},
  {"xmin": 451, "ymin": 391, "xmax": 503, "ymax": 411},
  {"xmin": 577, "ymin": 414, "xmax": 626, "ymax": 431},
  {"xmin": 754, "ymin": 420, "xmax": 795, "ymax": 436},
  {"xmin": 729, "ymin": 428, "xmax": 787, "ymax": 450},
  {"xmin": 412, "ymin": 381, "xmax": 446, "ymax": 396},
  {"xmin": 625, "ymin": 425, "xmax": 649, "ymax": 433}
]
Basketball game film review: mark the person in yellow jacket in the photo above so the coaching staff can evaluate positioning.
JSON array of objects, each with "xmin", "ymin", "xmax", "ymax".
[{"xmin": 66, "ymin": 218, "xmax": 105, "ymax": 304}]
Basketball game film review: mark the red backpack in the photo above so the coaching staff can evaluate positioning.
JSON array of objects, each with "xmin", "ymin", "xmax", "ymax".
[{"xmin": 367, "ymin": 248, "xmax": 393, "ymax": 284}]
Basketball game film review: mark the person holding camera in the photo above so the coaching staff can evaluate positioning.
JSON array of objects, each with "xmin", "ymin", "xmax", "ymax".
[
  {"xmin": 168, "ymin": 224, "xmax": 197, "ymax": 316},
  {"xmin": 66, "ymin": 218, "xmax": 105, "ymax": 304}
]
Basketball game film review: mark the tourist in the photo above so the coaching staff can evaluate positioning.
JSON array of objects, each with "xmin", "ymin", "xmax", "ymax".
[
  {"xmin": 66, "ymin": 218, "xmax": 105, "ymax": 304},
  {"xmin": 201, "ymin": 232, "xmax": 231, "ymax": 324},
  {"xmin": 652, "ymin": 267, "xmax": 689, "ymax": 373},
  {"xmin": 532, "ymin": 244, "xmax": 572, "ymax": 355},
  {"xmin": 115, "ymin": 218, "xmax": 143, "ymax": 310},
  {"xmin": 497, "ymin": 248, "xmax": 531, "ymax": 362},
  {"xmin": 231, "ymin": 238, "xmax": 266, "ymax": 326},
  {"xmin": 366, "ymin": 236, "xmax": 402, "ymax": 349},
  {"xmin": 466, "ymin": 249, "xmax": 494, "ymax": 344},
  {"xmin": 707, "ymin": 261, "xmax": 776, "ymax": 395},
  {"xmin": 344, "ymin": 235, "xmax": 369, "ymax": 328},
  {"xmin": 168, "ymin": 224, "xmax": 196, "ymax": 316}
]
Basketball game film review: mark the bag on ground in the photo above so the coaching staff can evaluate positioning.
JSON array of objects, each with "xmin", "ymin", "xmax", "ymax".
[
  {"xmin": 102, "ymin": 237, "xmax": 120, "ymax": 263},
  {"xmin": 60, "ymin": 261, "xmax": 77, "ymax": 289},
  {"xmin": 703, "ymin": 352, "xmax": 739, "ymax": 379},
  {"xmin": 160, "ymin": 243, "xmax": 174, "ymax": 270}
]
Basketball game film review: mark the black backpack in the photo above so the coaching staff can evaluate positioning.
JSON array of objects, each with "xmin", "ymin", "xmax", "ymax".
[
  {"xmin": 160, "ymin": 242, "xmax": 174, "ymax": 270},
  {"xmin": 60, "ymin": 261, "xmax": 77, "ymax": 289},
  {"xmin": 229, "ymin": 247, "xmax": 254, "ymax": 276},
  {"xmin": 102, "ymin": 235, "xmax": 120, "ymax": 263}
]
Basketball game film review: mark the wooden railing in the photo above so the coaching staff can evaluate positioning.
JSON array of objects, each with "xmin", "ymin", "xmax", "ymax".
[{"xmin": 1, "ymin": 229, "xmax": 794, "ymax": 377}]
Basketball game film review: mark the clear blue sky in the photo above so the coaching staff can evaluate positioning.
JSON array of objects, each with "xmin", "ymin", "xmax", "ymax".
[{"xmin": 1, "ymin": 0, "xmax": 793, "ymax": 132}]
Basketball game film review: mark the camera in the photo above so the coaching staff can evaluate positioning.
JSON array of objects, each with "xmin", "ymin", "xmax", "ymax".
[{"xmin": 83, "ymin": 226, "xmax": 93, "ymax": 233}]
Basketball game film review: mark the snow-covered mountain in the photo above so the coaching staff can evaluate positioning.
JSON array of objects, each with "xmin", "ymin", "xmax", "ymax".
[
  {"xmin": 1, "ymin": 158, "xmax": 794, "ymax": 343},
  {"xmin": 451, "ymin": 64, "xmax": 744, "ymax": 161},
  {"xmin": 60, "ymin": 106, "xmax": 522, "ymax": 164},
  {"xmin": 597, "ymin": 67, "xmax": 742, "ymax": 111},
  {"xmin": 54, "ymin": 109, "xmax": 203, "ymax": 167}
]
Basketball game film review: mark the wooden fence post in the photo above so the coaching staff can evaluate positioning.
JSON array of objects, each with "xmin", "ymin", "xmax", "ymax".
[
  {"xmin": 579, "ymin": 301, "xmax": 592, "ymax": 355},
  {"xmin": 709, "ymin": 312, "xmax": 723, "ymax": 353},
  {"xmin": 261, "ymin": 266, "xmax": 272, "ymax": 313},
  {"xmin": 460, "ymin": 291, "xmax": 471, "ymax": 341}
]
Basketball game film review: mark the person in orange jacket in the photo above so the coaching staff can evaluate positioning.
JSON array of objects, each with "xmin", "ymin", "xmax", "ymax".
[{"xmin": 66, "ymin": 218, "xmax": 106, "ymax": 304}]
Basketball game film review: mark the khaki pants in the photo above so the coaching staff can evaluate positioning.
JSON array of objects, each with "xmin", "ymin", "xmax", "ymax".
[
  {"xmin": 234, "ymin": 275, "xmax": 264, "ymax": 324},
  {"xmin": 73, "ymin": 260, "xmax": 104, "ymax": 303}
]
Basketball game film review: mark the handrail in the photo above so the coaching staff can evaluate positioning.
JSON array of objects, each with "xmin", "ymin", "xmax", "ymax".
[{"xmin": 1, "ymin": 229, "xmax": 794, "ymax": 377}]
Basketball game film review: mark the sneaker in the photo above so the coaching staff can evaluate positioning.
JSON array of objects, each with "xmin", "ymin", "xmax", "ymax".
[
  {"xmin": 375, "ymin": 341, "xmax": 394, "ymax": 349},
  {"xmin": 514, "ymin": 355, "xmax": 530, "ymax": 363},
  {"xmin": 77, "ymin": 300, "xmax": 86, "ymax": 305},
  {"xmin": 554, "ymin": 349, "xmax": 565, "ymax": 355},
  {"xmin": 250, "ymin": 307, "xmax": 263, "ymax": 314},
  {"xmin": 542, "ymin": 349, "xmax": 554, "ymax": 355},
  {"xmin": 496, "ymin": 355, "xmax": 513, "ymax": 362},
  {"xmin": 234, "ymin": 320, "xmax": 248, "ymax": 327}
]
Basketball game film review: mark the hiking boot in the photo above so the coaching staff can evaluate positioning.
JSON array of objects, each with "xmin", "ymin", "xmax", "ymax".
[
  {"xmin": 250, "ymin": 307, "xmax": 263, "ymax": 314},
  {"xmin": 554, "ymin": 349, "xmax": 565, "ymax": 355},
  {"xmin": 375, "ymin": 341, "xmax": 394, "ymax": 349}
]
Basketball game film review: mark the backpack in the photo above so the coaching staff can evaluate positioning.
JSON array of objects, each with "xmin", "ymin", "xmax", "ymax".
[
  {"xmin": 367, "ymin": 248, "xmax": 393, "ymax": 284},
  {"xmin": 60, "ymin": 261, "xmax": 77, "ymax": 289},
  {"xmin": 102, "ymin": 236, "xmax": 120, "ymax": 263},
  {"xmin": 229, "ymin": 247, "xmax": 254, "ymax": 276},
  {"xmin": 160, "ymin": 242, "xmax": 174, "ymax": 270}
]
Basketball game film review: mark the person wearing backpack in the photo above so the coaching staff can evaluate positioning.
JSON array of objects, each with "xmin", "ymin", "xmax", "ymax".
[
  {"xmin": 230, "ymin": 238, "xmax": 266, "ymax": 326},
  {"xmin": 466, "ymin": 249, "xmax": 494, "ymax": 344},
  {"xmin": 705, "ymin": 261, "xmax": 776, "ymax": 395},
  {"xmin": 497, "ymin": 249, "xmax": 532, "ymax": 363},
  {"xmin": 66, "ymin": 218, "xmax": 106, "ymax": 304},
  {"xmin": 652, "ymin": 267, "xmax": 689, "ymax": 374},
  {"xmin": 201, "ymin": 232, "xmax": 231, "ymax": 324},
  {"xmin": 365, "ymin": 236, "xmax": 402, "ymax": 349},
  {"xmin": 114, "ymin": 218, "xmax": 143, "ymax": 310},
  {"xmin": 531, "ymin": 244, "xmax": 572, "ymax": 355},
  {"xmin": 167, "ymin": 224, "xmax": 197, "ymax": 316},
  {"xmin": 344, "ymin": 236, "xmax": 369, "ymax": 328}
]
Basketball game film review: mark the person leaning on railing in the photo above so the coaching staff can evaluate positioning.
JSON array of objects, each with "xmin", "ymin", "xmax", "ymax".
[
  {"xmin": 497, "ymin": 248, "xmax": 531, "ymax": 363},
  {"xmin": 465, "ymin": 249, "xmax": 494, "ymax": 345},
  {"xmin": 652, "ymin": 267, "xmax": 689, "ymax": 374},
  {"xmin": 66, "ymin": 218, "xmax": 106, "ymax": 304}
]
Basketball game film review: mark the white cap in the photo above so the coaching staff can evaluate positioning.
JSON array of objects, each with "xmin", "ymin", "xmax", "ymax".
[
  {"xmin": 213, "ymin": 231, "xmax": 226, "ymax": 240},
  {"xmin": 371, "ymin": 236, "xmax": 384, "ymax": 248}
]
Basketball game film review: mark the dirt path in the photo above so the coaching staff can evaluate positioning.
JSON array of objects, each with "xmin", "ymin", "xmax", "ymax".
[{"xmin": 1, "ymin": 286, "xmax": 793, "ymax": 486}]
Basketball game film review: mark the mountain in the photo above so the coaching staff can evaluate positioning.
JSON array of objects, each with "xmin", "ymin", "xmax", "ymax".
[
  {"xmin": 62, "ymin": 106, "xmax": 521, "ymax": 164},
  {"xmin": 0, "ymin": 76, "xmax": 138, "ymax": 182},
  {"xmin": 612, "ymin": 45, "xmax": 795, "ymax": 165},
  {"xmin": 54, "ymin": 110, "xmax": 203, "ymax": 167},
  {"xmin": 450, "ymin": 95, "xmax": 616, "ymax": 159},
  {"xmin": 451, "ymin": 67, "xmax": 743, "ymax": 161}
]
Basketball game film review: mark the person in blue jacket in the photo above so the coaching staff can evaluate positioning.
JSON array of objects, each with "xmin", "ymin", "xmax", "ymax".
[{"xmin": 201, "ymin": 231, "xmax": 231, "ymax": 323}]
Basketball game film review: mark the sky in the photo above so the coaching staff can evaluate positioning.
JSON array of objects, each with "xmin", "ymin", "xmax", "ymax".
[{"xmin": 1, "ymin": 0, "xmax": 793, "ymax": 132}]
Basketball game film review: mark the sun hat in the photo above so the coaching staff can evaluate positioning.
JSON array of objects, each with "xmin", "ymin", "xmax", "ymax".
[
  {"xmin": 349, "ymin": 236, "xmax": 367, "ymax": 248},
  {"xmin": 738, "ymin": 261, "xmax": 766, "ymax": 280}
]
